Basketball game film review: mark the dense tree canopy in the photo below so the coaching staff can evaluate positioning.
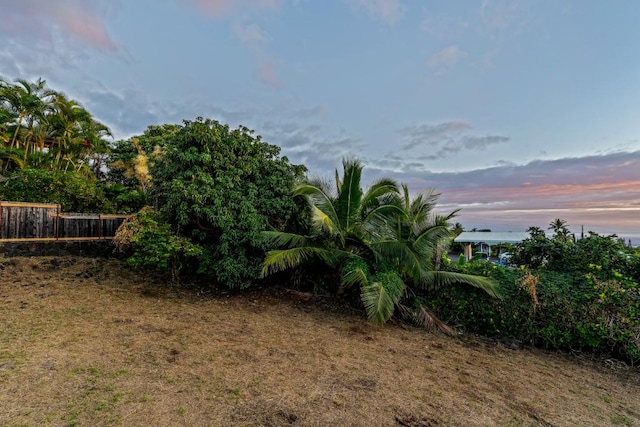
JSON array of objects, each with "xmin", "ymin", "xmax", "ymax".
[
  {"xmin": 145, "ymin": 117, "xmax": 307, "ymax": 288},
  {"xmin": 0, "ymin": 77, "xmax": 111, "ymax": 173},
  {"xmin": 0, "ymin": 77, "xmax": 114, "ymax": 211}
]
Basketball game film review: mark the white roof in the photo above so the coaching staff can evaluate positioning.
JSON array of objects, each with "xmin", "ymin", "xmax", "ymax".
[{"xmin": 454, "ymin": 231, "xmax": 531, "ymax": 244}]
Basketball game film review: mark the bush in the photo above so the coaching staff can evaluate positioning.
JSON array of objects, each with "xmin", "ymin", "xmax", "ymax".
[
  {"xmin": 149, "ymin": 118, "xmax": 306, "ymax": 289},
  {"xmin": 422, "ymin": 261, "xmax": 640, "ymax": 363},
  {"xmin": 0, "ymin": 168, "xmax": 112, "ymax": 212},
  {"xmin": 114, "ymin": 207, "xmax": 202, "ymax": 283}
]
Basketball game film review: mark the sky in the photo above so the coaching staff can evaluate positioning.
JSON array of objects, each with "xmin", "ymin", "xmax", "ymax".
[{"xmin": 1, "ymin": 0, "xmax": 639, "ymax": 241}]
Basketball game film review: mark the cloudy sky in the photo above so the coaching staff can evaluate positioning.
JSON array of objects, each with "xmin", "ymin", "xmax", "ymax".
[{"xmin": 2, "ymin": 0, "xmax": 639, "ymax": 239}]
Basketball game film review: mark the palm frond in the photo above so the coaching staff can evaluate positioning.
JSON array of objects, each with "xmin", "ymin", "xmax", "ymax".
[
  {"xmin": 262, "ymin": 230, "xmax": 310, "ymax": 249},
  {"xmin": 360, "ymin": 281, "xmax": 395, "ymax": 324},
  {"xmin": 341, "ymin": 263, "xmax": 369, "ymax": 289},
  {"xmin": 362, "ymin": 203, "xmax": 405, "ymax": 234},
  {"xmin": 369, "ymin": 239, "xmax": 427, "ymax": 281},
  {"xmin": 295, "ymin": 182, "xmax": 340, "ymax": 235},
  {"xmin": 335, "ymin": 158, "xmax": 363, "ymax": 232},
  {"xmin": 295, "ymin": 181, "xmax": 332, "ymax": 201},
  {"xmin": 363, "ymin": 177, "xmax": 400, "ymax": 206},
  {"xmin": 420, "ymin": 270, "xmax": 501, "ymax": 298},
  {"xmin": 396, "ymin": 303, "xmax": 457, "ymax": 335},
  {"xmin": 410, "ymin": 189, "xmax": 440, "ymax": 219},
  {"xmin": 411, "ymin": 224, "xmax": 452, "ymax": 254},
  {"xmin": 311, "ymin": 205, "xmax": 338, "ymax": 236},
  {"xmin": 261, "ymin": 247, "xmax": 335, "ymax": 278}
]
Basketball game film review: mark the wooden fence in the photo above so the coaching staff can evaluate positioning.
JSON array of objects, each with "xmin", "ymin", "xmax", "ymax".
[{"xmin": 0, "ymin": 201, "xmax": 131, "ymax": 243}]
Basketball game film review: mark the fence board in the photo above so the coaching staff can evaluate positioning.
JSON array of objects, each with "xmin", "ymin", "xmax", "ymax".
[{"xmin": 0, "ymin": 201, "xmax": 131, "ymax": 242}]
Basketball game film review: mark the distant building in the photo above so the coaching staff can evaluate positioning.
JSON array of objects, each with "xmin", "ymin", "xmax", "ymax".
[{"xmin": 454, "ymin": 231, "xmax": 531, "ymax": 261}]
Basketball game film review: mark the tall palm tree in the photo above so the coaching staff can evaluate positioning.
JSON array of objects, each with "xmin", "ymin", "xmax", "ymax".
[
  {"xmin": 45, "ymin": 93, "xmax": 110, "ymax": 171},
  {"xmin": 548, "ymin": 218, "xmax": 573, "ymax": 243},
  {"xmin": 262, "ymin": 158, "xmax": 499, "ymax": 327},
  {"xmin": 0, "ymin": 78, "xmax": 55, "ymax": 150}
]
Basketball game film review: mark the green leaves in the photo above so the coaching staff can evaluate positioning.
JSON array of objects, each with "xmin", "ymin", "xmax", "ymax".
[
  {"xmin": 113, "ymin": 207, "xmax": 202, "ymax": 283},
  {"xmin": 0, "ymin": 77, "xmax": 112, "ymax": 175},
  {"xmin": 361, "ymin": 272, "xmax": 404, "ymax": 324},
  {"xmin": 147, "ymin": 117, "xmax": 305, "ymax": 289},
  {"xmin": 0, "ymin": 168, "xmax": 112, "ymax": 212},
  {"xmin": 262, "ymin": 157, "xmax": 497, "ymax": 327}
]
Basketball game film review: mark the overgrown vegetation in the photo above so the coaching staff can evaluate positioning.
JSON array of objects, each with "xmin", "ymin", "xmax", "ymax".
[
  {"xmin": 428, "ymin": 222, "xmax": 640, "ymax": 363},
  {"xmin": 261, "ymin": 158, "xmax": 498, "ymax": 327},
  {"xmin": 112, "ymin": 207, "xmax": 202, "ymax": 283},
  {"xmin": 2, "ymin": 76, "xmax": 639, "ymax": 363},
  {"xmin": 147, "ymin": 118, "xmax": 306, "ymax": 289},
  {"xmin": 0, "ymin": 77, "xmax": 114, "ymax": 211}
]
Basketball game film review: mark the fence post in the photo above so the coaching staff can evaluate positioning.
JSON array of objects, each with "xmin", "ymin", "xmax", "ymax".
[{"xmin": 55, "ymin": 204, "xmax": 60, "ymax": 240}]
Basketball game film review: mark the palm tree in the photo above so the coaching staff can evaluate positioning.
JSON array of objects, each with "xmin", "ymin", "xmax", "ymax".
[
  {"xmin": 262, "ymin": 158, "xmax": 498, "ymax": 327},
  {"xmin": 0, "ymin": 108, "xmax": 15, "ymax": 145},
  {"xmin": 0, "ymin": 78, "xmax": 55, "ymax": 150},
  {"xmin": 45, "ymin": 93, "xmax": 111, "ymax": 172},
  {"xmin": 0, "ymin": 146, "xmax": 25, "ymax": 172},
  {"xmin": 548, "ymin": 218, "xmax": 573, "ymax": 243},
  {"xmin": 451, "ymin": 222, "xmax": 464, "ymax": 236}
]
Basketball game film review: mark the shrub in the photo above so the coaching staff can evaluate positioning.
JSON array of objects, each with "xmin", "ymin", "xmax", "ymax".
[
  {"xmin": 0, "ymin": 168, "xmax": 112, "ymax": 212},
  {"xmin": 114, "ymin": 207, "xmax": 202, "ymax": 283},
  {"xmin": 149, "ymin": 118, "xmax": 305, "ymax": 289},
  {"xmin": 422, "ymin": 261, "xmax": 640, "ymax": 363}
]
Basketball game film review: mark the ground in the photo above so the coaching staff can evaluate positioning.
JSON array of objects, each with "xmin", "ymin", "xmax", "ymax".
[{"xmin": 1, "ymin": 256, "xmax": 639, "ymax": 427}]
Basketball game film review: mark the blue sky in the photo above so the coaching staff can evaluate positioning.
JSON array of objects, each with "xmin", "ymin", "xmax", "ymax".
[{"xmin": 1, "ymin": 0, "xmax": 639, "ymax": 238}]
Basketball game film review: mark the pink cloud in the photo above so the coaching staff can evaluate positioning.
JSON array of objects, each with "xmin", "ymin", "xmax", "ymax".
[
  {"xmin": 50, "ymin": 3, "xmax": 117, "ymax": 51},
  {"xmin": 0, "ymin": 0, "xmax": 117, "ymax": 51},
  {"xmin": 256, "ymin": 59, "xmax": 282, "ymax": 90},
  {"xmin": 438, "ymin": 180, "xmax": 640, "ymax": 234}
]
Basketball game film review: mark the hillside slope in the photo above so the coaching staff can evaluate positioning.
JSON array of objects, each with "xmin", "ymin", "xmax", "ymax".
[{"xmin": 1, "ymin": 257, "xmax": 638, "ymax": 426}]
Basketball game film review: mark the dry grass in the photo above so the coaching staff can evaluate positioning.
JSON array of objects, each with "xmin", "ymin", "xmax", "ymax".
[{"xmin": 1, "ymin": 256, "xmax": 639, "ymax": 427}]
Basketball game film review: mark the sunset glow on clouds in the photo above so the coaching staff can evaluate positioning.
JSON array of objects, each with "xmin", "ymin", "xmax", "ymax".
[
  {"xmin": 0, "ymin": 0, "xmax": 117, "ymax": 51},
  {"xmin": 428, "ymin": 153, "xmax": 640, "ymax": 236},
  {"xmin": 1, "ymin": 0, "xmax": 638, "ymax": 239}
]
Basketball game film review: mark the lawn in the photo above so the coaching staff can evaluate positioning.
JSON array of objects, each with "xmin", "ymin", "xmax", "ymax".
[{"xmin": 1, "ymin": 256, "xmax": 638, "ymax": 426}]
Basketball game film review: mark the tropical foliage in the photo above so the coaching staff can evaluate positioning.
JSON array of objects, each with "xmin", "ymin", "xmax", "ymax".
[
  {"xmin": 428, "ymin": 225, "xmax": 640, "ymax": 363},
  {"xmin": 512, "ymin": 220, "xmax": 639, "ymax": 278},
  {"xmin": 0, "ymin": 168, "xmax": 111, "ymax": 212},
  {"xmin": 0, "ymin": 77, "xmax": 114, "ymax": 211},
  {"xmin": 0, "ymin": 77, "xmax": 111, "ymax": 173},
  {"xmin": 261, "ymin": 158, "xmax": 499, "ymax": 326},
  {"xmin": 113, "ymin": 207, "xmax": 202, "ymax": 283},
  {"xmin": 144, "ymin": 117, "xmax": 307, "ymax": 289},
  {"xmin": 3, "ymin": 76, "xmax": 637, "ymax": 363}
]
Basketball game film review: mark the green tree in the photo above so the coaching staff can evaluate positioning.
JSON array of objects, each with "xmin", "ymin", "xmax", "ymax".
[
  {"xmin": 0, "ymin": 77, "xmax": 112, "ymax": 177},
  {"xmin": 149, "ymin": 117, "xmax": 305, "ymax": 289},
  {"xmin": 512, "ymin": 226, "xmax": 555, "ymax": 269},
  {"xmin": 105, "ymin": 124, "xmax": 180, "ymax": 206},
  {"xmin": 0, "ymin": 78, "xmax": 54, "ymax": 151},
  {"xmin": 0, "ymin": 168, "xmax": 112, "ymax": 212},
  {"xmin": 261, "ymin": 158, "xmax": 498, "ymax": 326},
  {"xmin": 549, "ymin": 218, "xmax": 573, "ymax": 243}
]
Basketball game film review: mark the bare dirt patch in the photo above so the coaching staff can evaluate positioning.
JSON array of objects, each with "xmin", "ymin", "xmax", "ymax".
[{"xmin": 1, "ymin": 256, "xmax": 639, "ymax": 426}]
